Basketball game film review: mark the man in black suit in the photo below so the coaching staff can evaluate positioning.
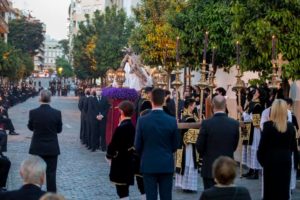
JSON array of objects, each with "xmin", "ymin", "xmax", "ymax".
[
  {"xmin": 135, "ymin": 88, "xmax": 179, "ymax": 200},
  {"xmin": 196, "ymin": 95, "xmax": 239, "ymax": 189},
  {"xmin": 78, "ymin": 88, "xmax": 90, "ymax": 145},
  {"xmin": 88, "ymin": 88, "xmax": 110, "ymax": 152},
  {"xmin": 0, "ymin": 155, "xmax": 46, "ymax": 200},
  {"xmin": 27, "ymin": 90, "xmax": 63, "ymax": 192}
]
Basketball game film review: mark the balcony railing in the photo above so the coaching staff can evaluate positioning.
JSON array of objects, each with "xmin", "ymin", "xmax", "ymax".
[{"xmin": 0, "ymin": 15, "xmax": 8, "ymax": 33}]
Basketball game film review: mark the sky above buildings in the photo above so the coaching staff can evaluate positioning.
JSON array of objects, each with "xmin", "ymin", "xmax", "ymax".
[{"xmin": 12, "ymin": 0, "xmax": 69, "ymax": 40}]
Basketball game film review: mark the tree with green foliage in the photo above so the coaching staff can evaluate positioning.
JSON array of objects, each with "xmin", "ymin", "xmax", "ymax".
[
  {"xmin": 130, "ymin": 0, "xmax": 182, "ymax": 69},
  {"xmin": 72, "ymin": 6, "xmax": 134, "ymax": 82},
  {"xmin": 58, "ymin": 39, "xmax": 70, "ymax": 59},
  {"xmin": 231, "ymin": 0, "xmax": 300, "ymax": 80},
  {"xmin": 168, "ymin": 0, "xmax": 234, "ymax": 70},
  {"xmin": 8, "ymin": 18, "xmax": 45, "ymax": 56},
  {"xmin": 72, "ymin": 14, "xmax": 96, "ymax": 80},
  {"xmin": 0, "ymin": 39, "xmax": 34, "ymax": 80},
  {"xmin": 55, "ymin": 57, "xmax": 73, "ymax": 78}
]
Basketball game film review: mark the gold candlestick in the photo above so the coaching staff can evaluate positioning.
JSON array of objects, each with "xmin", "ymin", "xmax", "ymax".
[
  {"xmin": 197, "ymin": 60, "xmax": 208, "ymax": 121},
  {"xmin": 172, "ymin": 65, "xmax": 183, "ymax": 120}
]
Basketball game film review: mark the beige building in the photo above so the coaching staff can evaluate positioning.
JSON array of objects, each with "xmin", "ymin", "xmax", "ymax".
[{"xmin": 0, "ymin": 0, "xmax": 10, "ymax": 42}]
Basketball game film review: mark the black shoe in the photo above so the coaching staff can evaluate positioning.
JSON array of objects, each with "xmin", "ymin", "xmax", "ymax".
[
  {"xmin": 242, "ymin": 169, "xmax": 253, "ymax": 178},
  {"xmin": 183, "ymin": 189, "xmax": 196, "ymax": 193},
  {"xmin": 9, "ymin": 132, "xmax": 19, "ymax": 135},
  {"xmin": 246, "ymin": 171, "xmax": 259, "ymax": 180},
  {"xmin": 91, "ymin": 149, "xmax": 96, "ymax": 152},
  {"xmin": 0, "ymin": 187, "xmax": 7, "ymax": 192}
]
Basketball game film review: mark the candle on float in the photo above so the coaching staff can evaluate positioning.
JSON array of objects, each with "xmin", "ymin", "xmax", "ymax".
[
  {"xmin": 176, "ymin": 36, "xmax": 180, "ymax": 65},
  {"xmin": 272, "ymin": 35, "xmax": 276, "ymax": 61},
  {"xmin": 236, "ymin": 41, "xmax": 240, "ymax": 66},
  {"xmin": 203, "ymin": 31, "xmax": 209, "ymax": 63}
]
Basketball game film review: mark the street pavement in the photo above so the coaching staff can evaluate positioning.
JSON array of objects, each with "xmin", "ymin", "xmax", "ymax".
[{"xmin": 5, "ymin": 95, "xmax": 300, "ymax": 199}]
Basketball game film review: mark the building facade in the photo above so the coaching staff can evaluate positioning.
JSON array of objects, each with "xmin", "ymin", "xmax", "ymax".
[
  {"xmin": 44, "ymin": 35, "xmax": 64, "ymax": 70},
  {"xmin": 0, "ymin": 0, "xmax": 10, "ymax": 42}
]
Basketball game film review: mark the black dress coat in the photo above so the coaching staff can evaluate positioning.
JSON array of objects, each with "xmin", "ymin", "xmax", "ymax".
[
  {"xmin": 257, "ymin": 121, "xmax": 298, "ymax": 200},
  {"xmin": 27, "ymin": 104, "xmax": 62, "ymax": 156},
  {"xmin": 199, "ymin": 186, "xmax": 251, "ymax": 200},
  {"xmin": 106, "ymin": 119, "xmax": 135, "ymax": 185},
  {"xmin": 0, "ymin": 184, "xmax": 46, "ymax": 200},
  {"xmin": 196, "ymin": 113, "xmax": 240, "ymax": 179},
  {"xmin": 78, "ymin": 95, "xmax": 86, "ymax": 142}
]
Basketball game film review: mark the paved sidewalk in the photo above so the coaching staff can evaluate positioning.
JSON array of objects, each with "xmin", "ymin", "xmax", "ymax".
[{"xmin": 5, "ymin": 96, "xmax": 300, "ymax": 199}]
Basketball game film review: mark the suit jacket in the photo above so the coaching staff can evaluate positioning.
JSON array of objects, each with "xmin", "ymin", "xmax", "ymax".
[
  {"xmin": 28, "ymin": 104, "xmax": 62, "ymax": 156},
  {"xmin": 196, "ymin": 113, "xmax": 239, "ymax": 178},
  {"xmin": 78, "ymin": 95, "xmax": 86, "ymax": 112},
  {"xmin": 0, "ymin": 184, "xmax": 46, "ymax": 200},
  {"xmin": 87, "ymin": 96, "xmax": 110, "ymax": 123},
  {"xmin": 199, "ymin": 186, "xmax": 251, "ymax": 200},
  {"xmin": 135, "ymin": 110, "xmax": 179, "ymax": 174}
]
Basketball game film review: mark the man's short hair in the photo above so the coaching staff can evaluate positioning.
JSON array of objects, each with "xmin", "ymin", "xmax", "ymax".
[
  {"xmin": 118, "ymin": 100, "xmax": 135, "ymax": 117},
  {"xmin": 40, "ymin": 90, "xmax": 52, "ymax": 103},
  {"xmin": 151, "ymin": 88, "xmax": 165, "ymax": 106},
  {"xmin": 212, "ymin": 95, "xmax": 226, "ymax": 111},
  {"xmin": 216, "ymin": 87, "xmax": 227, "ymax": 96},
  {"xmin": 20, "ymin": 155, "xmax": 46, "ymax": 184},
  {"xmin": 213, "ymin": 156, "xmax": 237, "ymax": 185}
]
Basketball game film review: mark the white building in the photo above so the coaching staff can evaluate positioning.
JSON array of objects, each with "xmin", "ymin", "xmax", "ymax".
[{"xmin": 44, "ymin": 35, "xmax": 64, "ymax": 70}]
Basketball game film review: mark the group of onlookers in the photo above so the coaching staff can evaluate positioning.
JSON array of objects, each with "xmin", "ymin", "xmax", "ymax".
[
  {"xmin": 78, "ymin": 87, "xmax": 110, "ymax": 152},
  {"xmin": 0, "ymin": 90, "xmax": 63, "ymax": 200},
  {"xmin": 105, "ymin": 85, "xmax": 299, "ymax": 200}
]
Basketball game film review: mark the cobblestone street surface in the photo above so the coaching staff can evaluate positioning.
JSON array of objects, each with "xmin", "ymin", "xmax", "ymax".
[{"xmin": 5, "ymin": 95, "xmax": 300, "ymax": 200}]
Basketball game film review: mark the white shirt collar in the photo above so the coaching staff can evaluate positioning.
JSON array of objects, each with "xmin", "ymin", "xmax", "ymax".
[{"xmin": 152, "ymin": 107, "xmax": 163, "ymax": 111}]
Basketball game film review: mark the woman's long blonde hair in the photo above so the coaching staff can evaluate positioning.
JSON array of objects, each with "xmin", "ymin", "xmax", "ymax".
[{"xmin": 270, "ymin": 99, "xmax": 288, "ymax": 133}]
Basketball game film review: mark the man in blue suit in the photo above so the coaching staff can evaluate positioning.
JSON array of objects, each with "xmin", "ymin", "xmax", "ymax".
[{"xmin": 135, "ymin": 88, "xmax": 179, "ymax": 200}]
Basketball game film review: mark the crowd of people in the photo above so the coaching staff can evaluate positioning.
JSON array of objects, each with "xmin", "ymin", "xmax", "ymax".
[
  {"xmin": 0, "ymin": 81, "xmax": 299, "ymax": 200},
  {"xmin": 0, "ymin": 85, "xmax": 39, "ymax": 135},
  {"xmin": 101, "ymin": 84, "xmax": 299, "ymax": 200}
]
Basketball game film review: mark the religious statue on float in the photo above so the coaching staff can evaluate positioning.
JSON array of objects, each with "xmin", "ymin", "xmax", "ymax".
[{"xmin": 120, "ymin": 47, "xmax": 152, "ymax": 91}]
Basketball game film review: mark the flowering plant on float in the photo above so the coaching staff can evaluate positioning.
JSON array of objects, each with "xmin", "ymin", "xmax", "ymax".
[{"xmin": 102, "ymin": 87, "xmax": 138, "ymax": 101}]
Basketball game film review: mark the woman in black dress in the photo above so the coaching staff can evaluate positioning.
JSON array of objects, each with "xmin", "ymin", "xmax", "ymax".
[
  {"xmin": 106, "ymin": 101, "xmax": 135, "ymax": 199},
  {"xmin": 257, "ymin": 99, "xmax": 298, "ymax": 200}
]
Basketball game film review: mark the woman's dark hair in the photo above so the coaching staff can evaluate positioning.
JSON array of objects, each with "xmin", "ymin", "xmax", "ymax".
[
  {"xmin": 184, "ymin": 98, "xmax": 195, "ymax": 109},
  {"xmin": 118, "ymin": 101, "xmax": 135, "ymax": 117},
  {"xmin": 213, "ymin": 156, "xmax": 237, "ymax": 185}
]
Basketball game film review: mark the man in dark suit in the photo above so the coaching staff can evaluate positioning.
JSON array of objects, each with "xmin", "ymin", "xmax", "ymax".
[
  {"xmin": 95, "ymin": 88, "xmax": 110, "ymax": 151},
  {"xmin": 87, "ymin": 88, "xmax": 110, "ymax": 152},
  {"xmin": 196, "ymin": 95, "xmax": 239, "ymax": 189},
  {"xmin": 135, "ymin": 88, "xmax": 179, "ymax": 200},
  {"xmin": 27, "ymin": 90, "xmax": 62, "ymax": 192},
  {"xmin": 78, "ymin": 88, "xmax": 90, "ymax": 145},
  {"xmin": 0, "ymin": 155, "xmax": 46, "ymax": 200},
  {"xmin": 85, "ymin": 88, "xmax": 96, "ymax": 150}
]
